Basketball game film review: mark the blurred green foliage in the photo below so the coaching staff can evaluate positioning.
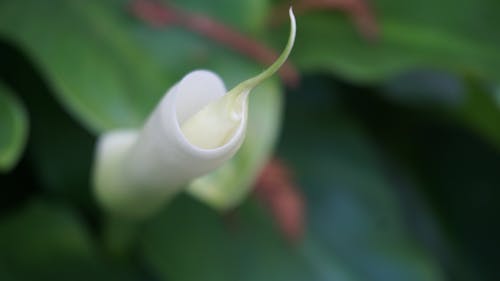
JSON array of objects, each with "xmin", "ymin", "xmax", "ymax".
[
  {"xmin": 0, "ymin": 0, "xmax": 499, "ymax": 280},
  {"xmin": 0, "ymin": 84, "xmax": 27, "ymax": 172}
]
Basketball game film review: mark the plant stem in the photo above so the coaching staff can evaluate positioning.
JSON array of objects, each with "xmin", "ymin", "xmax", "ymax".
[
  {"xmin": 254, "ymin": 157, "xmax": 305, "ymax": 243},
  {"xmin": 130, "ymin": 0, "xmax": 300, "ymax": 87}
]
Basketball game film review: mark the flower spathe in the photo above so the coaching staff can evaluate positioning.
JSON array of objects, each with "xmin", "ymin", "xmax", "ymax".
[{"xmin": 93, "ymin": 8, "xmax": 296, "ymax": 218}]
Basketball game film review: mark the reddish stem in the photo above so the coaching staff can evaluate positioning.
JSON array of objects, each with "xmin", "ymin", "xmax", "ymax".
[
  {"xmin": 255, "ymin": 158, "xmax": 305, "ymax": 242},
  {"xmin": 130, "ymin": 0, "xmax": 300, "ymax": 86}
]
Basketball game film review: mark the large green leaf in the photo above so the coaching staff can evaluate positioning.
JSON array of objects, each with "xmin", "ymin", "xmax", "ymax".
[
  {"xmin": 0, "ymin": 0, "xmax": 275, "ymax": 132},
  {"xmin": 414, "ymin": 127, "xmax": 500, "ymax": 281},
  {"xmin": 277, "ymin": 81, "xmax": 444, "ymax": 281},
  {"xmin": 141, "ymin": 195, "xmax": 357, "ymax": 281},
  {"xmin": 343, "ymin": 79, "xmax": 500, "ymax": 280},
  {"xmin": 0, "ymin": 83, "xmax": 28, "ymax": 172},
  {"xmin": 0, "ymin": 0, "xmax": 166, "ymax": 131},
  {"xmin": 289, "ymin": 0, "xmax": 500, "ymax": 83}
]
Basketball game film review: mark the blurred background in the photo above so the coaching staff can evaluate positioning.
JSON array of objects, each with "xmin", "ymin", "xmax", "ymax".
[{"xmin": 0, "ymin": 0, "xmax": 499, "ymax": 280}]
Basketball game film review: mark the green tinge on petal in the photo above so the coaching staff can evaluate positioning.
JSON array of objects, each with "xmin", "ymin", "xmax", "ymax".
[
  {"xmin": 181, "ymin": 8, "xmax": 296, "ymax": 149},
  {"xmin": 188, "ymin": 79, "xmax": 283, "ymax": 210},
  {"xmin": 186, "ymin": 9, "xmax": 295, "ymax": 208},
  {"xmin": 227, "ymin": 7, "xmax": 296, "ymax": 95}
]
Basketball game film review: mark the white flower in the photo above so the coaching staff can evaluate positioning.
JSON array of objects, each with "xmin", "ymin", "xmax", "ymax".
[{"xmin": 93, "ymin": 8, "xmax": 296, "ymax": 218}]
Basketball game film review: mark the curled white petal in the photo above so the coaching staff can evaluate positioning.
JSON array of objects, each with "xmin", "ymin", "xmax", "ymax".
[
  {"xmin": 94, "ymin": 70, "xmax": 247, "ymax": 218},
  {"xmin": 93, "ymin": 9, "xmax": 296, "ymax": 218}
]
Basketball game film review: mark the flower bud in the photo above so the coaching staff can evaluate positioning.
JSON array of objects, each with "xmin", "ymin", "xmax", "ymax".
[{"xmin": 93, "ymin": 8, "xmax": 296, "ymax": 218}]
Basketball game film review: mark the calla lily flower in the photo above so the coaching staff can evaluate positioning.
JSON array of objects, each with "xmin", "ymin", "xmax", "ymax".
[{"xmin": 93, "ymin": 8, "xmax": 296, "ymax": 218}]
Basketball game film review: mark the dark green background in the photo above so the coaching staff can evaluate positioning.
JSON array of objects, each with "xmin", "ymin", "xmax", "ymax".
[{"xmin": 1, "ymin": 0, "xmax": 499, "ymax": 280}]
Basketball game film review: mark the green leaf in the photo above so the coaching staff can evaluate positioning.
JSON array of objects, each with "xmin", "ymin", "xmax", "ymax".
[
  {"xmin": 457, "ymin": 80, "xmax": 500, "ymax": 150},
  {"xmin": 0, "ymin": 0, "xmax": 166, "ymax": 132},
  {"xmin": 140, "ymin": 80, "xmax": 445, "ymax": 281},
  {"xmin": 0, "ymin": 200, "xmax": 96, "ymax": 280},
  {"xmin": 414, "ymin": 126, "xmax": 500, "ymax": 281},
  {"xmin": 140, "ymin": 195, "xmax": 356, "ymax": 281},
  {"xmin": 278, "ymin": 79, "xmax": 444, "ymax": 281},
  {"xmin": 0, "ymin": 83, "xmax": 28, "ymax": 172},
  {"xmin": 0, "ymin": 199, "xmax": 148, "ymax": 281},
  {"xmin": 289, "ymin": 0, "xmax": 500, "ymax": 83},
  {"xmin": 0, "ymin": 0, "xmax": 275, "ymax": 132}
]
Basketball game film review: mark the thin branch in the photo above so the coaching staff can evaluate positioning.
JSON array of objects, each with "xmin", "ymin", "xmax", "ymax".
[
  {"xmin": 255, "ymin": 158, "xmax": 305, "ymax": 242},
  {"xmin": 130, "ymin": 0, "xmax": 300, "ymax": 86}
]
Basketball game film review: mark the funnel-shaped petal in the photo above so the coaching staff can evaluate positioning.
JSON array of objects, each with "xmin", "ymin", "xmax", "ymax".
[
  {"xmin": 94, "ymin": 70, "xmax": 247, "ymax": 217},
  {"xmin": 93, "ymin": 8, "xmax": 296, "ymax": 218}
]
